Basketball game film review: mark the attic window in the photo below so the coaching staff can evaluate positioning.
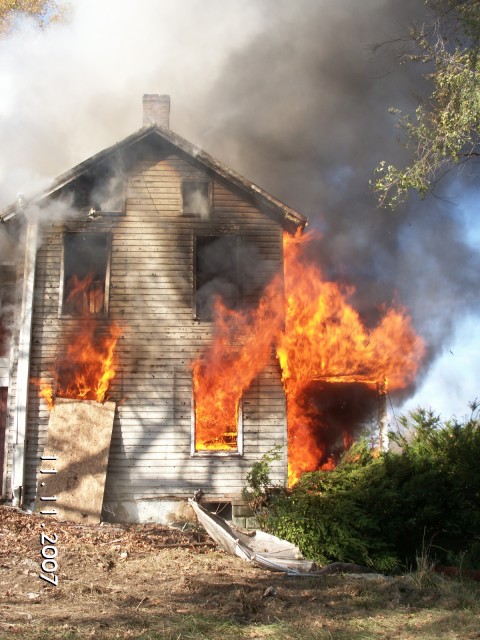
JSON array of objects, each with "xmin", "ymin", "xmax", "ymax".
[
  {"xmin": 60, "ymin": 233, "xmax": 111, "ymax": 317},
  {"xmin": 182, "ymin": 180, "xmax": 211, "ymax": 216},
  {"xmin": 194, "ymin": 235, "xmax": 239, "ymax": 320}
]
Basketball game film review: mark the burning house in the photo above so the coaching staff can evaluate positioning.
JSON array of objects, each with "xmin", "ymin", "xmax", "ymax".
[{"xmin": 0, "ymin": 95, "xmax": 424, "ymax": 525}]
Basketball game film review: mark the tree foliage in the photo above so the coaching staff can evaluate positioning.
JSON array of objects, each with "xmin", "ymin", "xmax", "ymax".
[
  {"xmin": 0, "ymin": 0, "xmax": 65, "ymax": 34},
  {"xmin": 373, "ymin": 0, "xmax": 480, "ymax": 208},
  {"xmin": 251, "ymin": 404, "xmax": 480, "ymax": 573}
]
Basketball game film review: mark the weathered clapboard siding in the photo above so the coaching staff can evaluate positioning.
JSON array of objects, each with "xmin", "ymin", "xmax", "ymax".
[
  {"xmin": 1, "ymin": 247, "xmax": 25, "ymax": 498},
  {"xmin": 22, "ymin": 142, "xmax": 287, "ymax": 510}
]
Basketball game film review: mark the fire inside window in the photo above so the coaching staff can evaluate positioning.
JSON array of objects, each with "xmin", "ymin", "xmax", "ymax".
[
  {"xmin": 192, "ymin": 389, "xmax": 243, "ymax": 454},
  {"xmin": 182, "ymin": 180, "xmax": 211, "ymax": 216},
  {"xmin": 61, "ymin": 233, "xmax": 111, "ymax": 317},
  {"xmin": 194, "ymin": 235, "xmax": 239, "ymax": 320}
]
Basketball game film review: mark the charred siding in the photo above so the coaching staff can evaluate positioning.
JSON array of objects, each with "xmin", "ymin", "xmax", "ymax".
[{"xmin": 23, "ymin": 147, "xmax": 287, "ymax": 505}]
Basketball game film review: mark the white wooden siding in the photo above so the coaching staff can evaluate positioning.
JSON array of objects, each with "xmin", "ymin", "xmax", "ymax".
[{"xmin": 23, "ymin": 145, "xmax": 287, "ymax": 505}]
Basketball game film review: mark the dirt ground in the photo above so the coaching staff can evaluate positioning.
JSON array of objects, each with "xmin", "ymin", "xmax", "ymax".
[{"xmin": 1, "ymin": 505, "xmax": 480, "ymax": 640}]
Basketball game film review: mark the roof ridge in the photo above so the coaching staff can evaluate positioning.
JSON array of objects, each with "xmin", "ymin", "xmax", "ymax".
[{"xmin": 1, "ymin": 124, "xmax": 307, "ymax": 231}]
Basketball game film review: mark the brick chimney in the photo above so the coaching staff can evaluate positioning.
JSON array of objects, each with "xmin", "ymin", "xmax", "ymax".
[{"xmin": 143, "ymin": 94, "xmax": 170, "ymax": 128}]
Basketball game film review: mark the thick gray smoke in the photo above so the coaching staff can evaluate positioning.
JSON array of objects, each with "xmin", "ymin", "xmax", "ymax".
[
  {"xmin": 1, "ymin": 0, "xmax": 479, "ymax": 412},
  {"xmin": 197, "ymin": 0, "xmax": 480, "ymax": 404}
]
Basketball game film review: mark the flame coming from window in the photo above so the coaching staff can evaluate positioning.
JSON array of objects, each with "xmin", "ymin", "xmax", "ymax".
[
  {"xmin": 193, "ymin": 230, "xmax": 425, "ymax": 482},
  {"xmin": 278, "ymin": 232, "xmax": 425, "ymax": 484},
  {"xmin": 192, "ymin": 280, "xmax": 283, "ymax": 451},
  {"xmin": 39, "ymin": 319, "xmax": 121, "ymax": 409}
]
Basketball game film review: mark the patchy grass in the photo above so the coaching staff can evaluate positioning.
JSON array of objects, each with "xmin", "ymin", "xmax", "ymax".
[{"xmin": 1, "ymin": 506, "xmax": 479, "ymax": 639}]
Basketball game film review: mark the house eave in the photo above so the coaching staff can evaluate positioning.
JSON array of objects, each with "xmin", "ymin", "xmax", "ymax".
[{"xmin": 0, "ymin": 124, "xmax": 308, "ymax": 232}]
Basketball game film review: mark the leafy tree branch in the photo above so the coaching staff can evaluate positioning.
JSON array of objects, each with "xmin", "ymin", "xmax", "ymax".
[
  {"xmin": 373, "ymin": 0, "xmax": 480, "ymax": 208},
  {"xmin": 0, "ymin": 0, "xmax": 66, "ymax": 35}
]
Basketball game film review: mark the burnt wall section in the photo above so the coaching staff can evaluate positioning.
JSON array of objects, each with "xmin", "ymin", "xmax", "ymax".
[{"xmin": 22, "ymin": 141, "xmax": 287, "ymax": 513}]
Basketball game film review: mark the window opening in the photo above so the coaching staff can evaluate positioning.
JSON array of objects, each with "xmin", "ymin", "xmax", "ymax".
[
  {"xmin": 60, "ymin": 233, "xmax": 111, "ymax": 317},
  {"xmin": 192, "ymin": 387, "xmax": 243, "ymax": 454},
  {"xmin": 203, "ymin": 502, "xmax": 232, "ymax": 520},
  {"xmin": 194, "ymin": 235, "xmax": 239, "ymax": 320},
  {"xmin": 182, "ymin": 180, "xmax": 211, "ymax": 216}
]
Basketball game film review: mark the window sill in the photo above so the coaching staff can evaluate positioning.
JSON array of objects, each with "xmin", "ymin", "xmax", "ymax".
[{"xmin": 191, "ymin": 450, "xmax": 243, "ymax": 458}]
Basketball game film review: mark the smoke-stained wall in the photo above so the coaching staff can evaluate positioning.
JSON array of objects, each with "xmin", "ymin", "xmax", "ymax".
[{"xmin": 6, "ymin": 135, "xmax": 289, "ymax": 516}]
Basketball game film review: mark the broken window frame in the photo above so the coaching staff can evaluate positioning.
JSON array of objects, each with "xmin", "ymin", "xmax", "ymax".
[
  {"xmin": 68, "ymin": 159, "xmax": 127, "ymax": 217},
  {"xmin": 59, "ymin": 232, "xmax": 112, "ymax": 319},
  {"xmin": 193, "ymin": 234, "xmax": 240, "ymax": 321},
  {"xmin": 190, "ymin": 389, "xmax": 244, "ymax": 457},
  {"xmin": 181, "ymin": 180, "xmax": 212, "ymax": 216},
  {"xmin": 86, "ymin": 177, "xmax": 126, "ymax": 217}
]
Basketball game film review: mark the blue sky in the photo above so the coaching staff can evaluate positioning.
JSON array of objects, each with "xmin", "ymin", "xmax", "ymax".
[
  {"xmin": 399, "ymin": 312, "xmax": 480, "ymax": 421},
  {"xmin": 398, "ymin": 189, "xmax": 480, "ymax": 421}
]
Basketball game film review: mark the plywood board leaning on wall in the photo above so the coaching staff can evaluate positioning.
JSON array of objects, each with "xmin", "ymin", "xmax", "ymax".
[{"xmin": 35, "ymin": 399, "xmax": 116, "ymax": 524}]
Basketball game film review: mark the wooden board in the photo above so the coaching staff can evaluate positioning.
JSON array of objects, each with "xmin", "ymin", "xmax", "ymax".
[{"xmin": 35, "ymin": 399, "xmax": 115, "ymax": 524}]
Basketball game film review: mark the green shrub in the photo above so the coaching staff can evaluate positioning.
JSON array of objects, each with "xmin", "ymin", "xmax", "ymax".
[
  {"xmin": 252, "ymin": 405, "xmax": 480, "ymax": 573},
  {"xmin": 242, "ymin": 445, "xmax": 283, "ymax": 522}
]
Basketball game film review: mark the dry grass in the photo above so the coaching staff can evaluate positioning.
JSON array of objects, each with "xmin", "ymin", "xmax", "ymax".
[{"xmin": 1, "ymin": 505, "xmax": 479, "ymax": 639}]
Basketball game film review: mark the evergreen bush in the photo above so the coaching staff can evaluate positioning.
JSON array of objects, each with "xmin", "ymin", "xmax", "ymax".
[{"xmin": 251, "ymin": 405, "xmax": 480, "ymax": 572}]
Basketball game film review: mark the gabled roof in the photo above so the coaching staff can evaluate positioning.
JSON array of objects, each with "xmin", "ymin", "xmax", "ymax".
[{"xmin": 0, "ymin": 124, "xmax": 308, "ymax": 232}]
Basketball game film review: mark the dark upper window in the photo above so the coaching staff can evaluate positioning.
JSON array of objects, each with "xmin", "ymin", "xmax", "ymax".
[
  {"xmin": 194, "ymin": 235, "xmax": 239, "ymax": 320},
  {"xmin": 182, "ymin": 181, "xmax": 211, "ymax": 216},
  {"xmin": 67, "ymin": 164, "xmax": 126, "ymax": 215},
  {"xmin": 60, "ymin": 233, "xmax": 111, "ymax": 317}
]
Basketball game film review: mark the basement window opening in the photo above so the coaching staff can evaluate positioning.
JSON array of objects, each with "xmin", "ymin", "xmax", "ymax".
[
  {"xmin": 194, "ymin": 234, "xmax": 239, "ymax": 320},
  {"xmin": 191, "ymin": 391, "xmax": 243, "ymax": 456},
  {"xmin": 182, "ymin": 180, "xmax": 211, "ymax": 216},
  {"xmin": 202, "ymin": 501, "xmax": 232, "ymax": 520},
  {"xmin": 60, "ymin": 232, "xmax": 111, "ymax": 318}
]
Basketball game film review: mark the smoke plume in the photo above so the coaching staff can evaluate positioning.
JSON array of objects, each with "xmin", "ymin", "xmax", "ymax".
[{"xmin": 1, "ymin": 0, "xmax": 479, "ymax": 411}]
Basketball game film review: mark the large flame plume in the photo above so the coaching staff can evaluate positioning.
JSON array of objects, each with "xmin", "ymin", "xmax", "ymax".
[
  {"xmin": 38, "ymin": 273, "xmax": 121, "ymax": 409},
  {"xmin": 192, "ymin": 278, "xmax": 283, "ymax": 450},
  {"xmin": 193, "ymin": 230, "xmax": 425, "ymax": 483},
  {"xmin": 279, "ymin": 232, "xmax": 425, "ymax": 484},
  {"xmin": 39, "ymin": 319, "xmax": 121, "ymax": 409}
]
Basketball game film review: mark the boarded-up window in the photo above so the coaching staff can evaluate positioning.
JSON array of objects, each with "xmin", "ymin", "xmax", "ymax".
[
  {"xmin": 182, "ymin": 181, "xmax": 211, "ymax": 216},
  {"xmin": 60, "ymin": 233, "xmax": 111, "ymax": 317},
  {"xmin": 194, "ymin": 235, "xmax": 239, "ymax": 320}
]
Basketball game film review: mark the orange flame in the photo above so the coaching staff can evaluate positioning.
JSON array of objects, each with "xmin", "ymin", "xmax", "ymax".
[
  {"xmin": 39, "ymin": 383, "xmax": 54, "ymax": 411},
  {"xmin": 38, "ymin": 319, "xmax": 121, "ymax": 409},
  {"xmin": 278, "ymin": 231, "xmax": 425, "ymax": 484},
  {"xmin": 192, "ymin": 229, "xmax": 425, "ymax": 484},
  {"xmin": 192, "ymin": 280, "xmax": 283, "ymax": 451}
]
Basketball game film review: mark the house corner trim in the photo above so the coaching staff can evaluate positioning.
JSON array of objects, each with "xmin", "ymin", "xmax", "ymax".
[{"xmin": 11, "ymin": 221, "xmax": 38, "ymax": 506}]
